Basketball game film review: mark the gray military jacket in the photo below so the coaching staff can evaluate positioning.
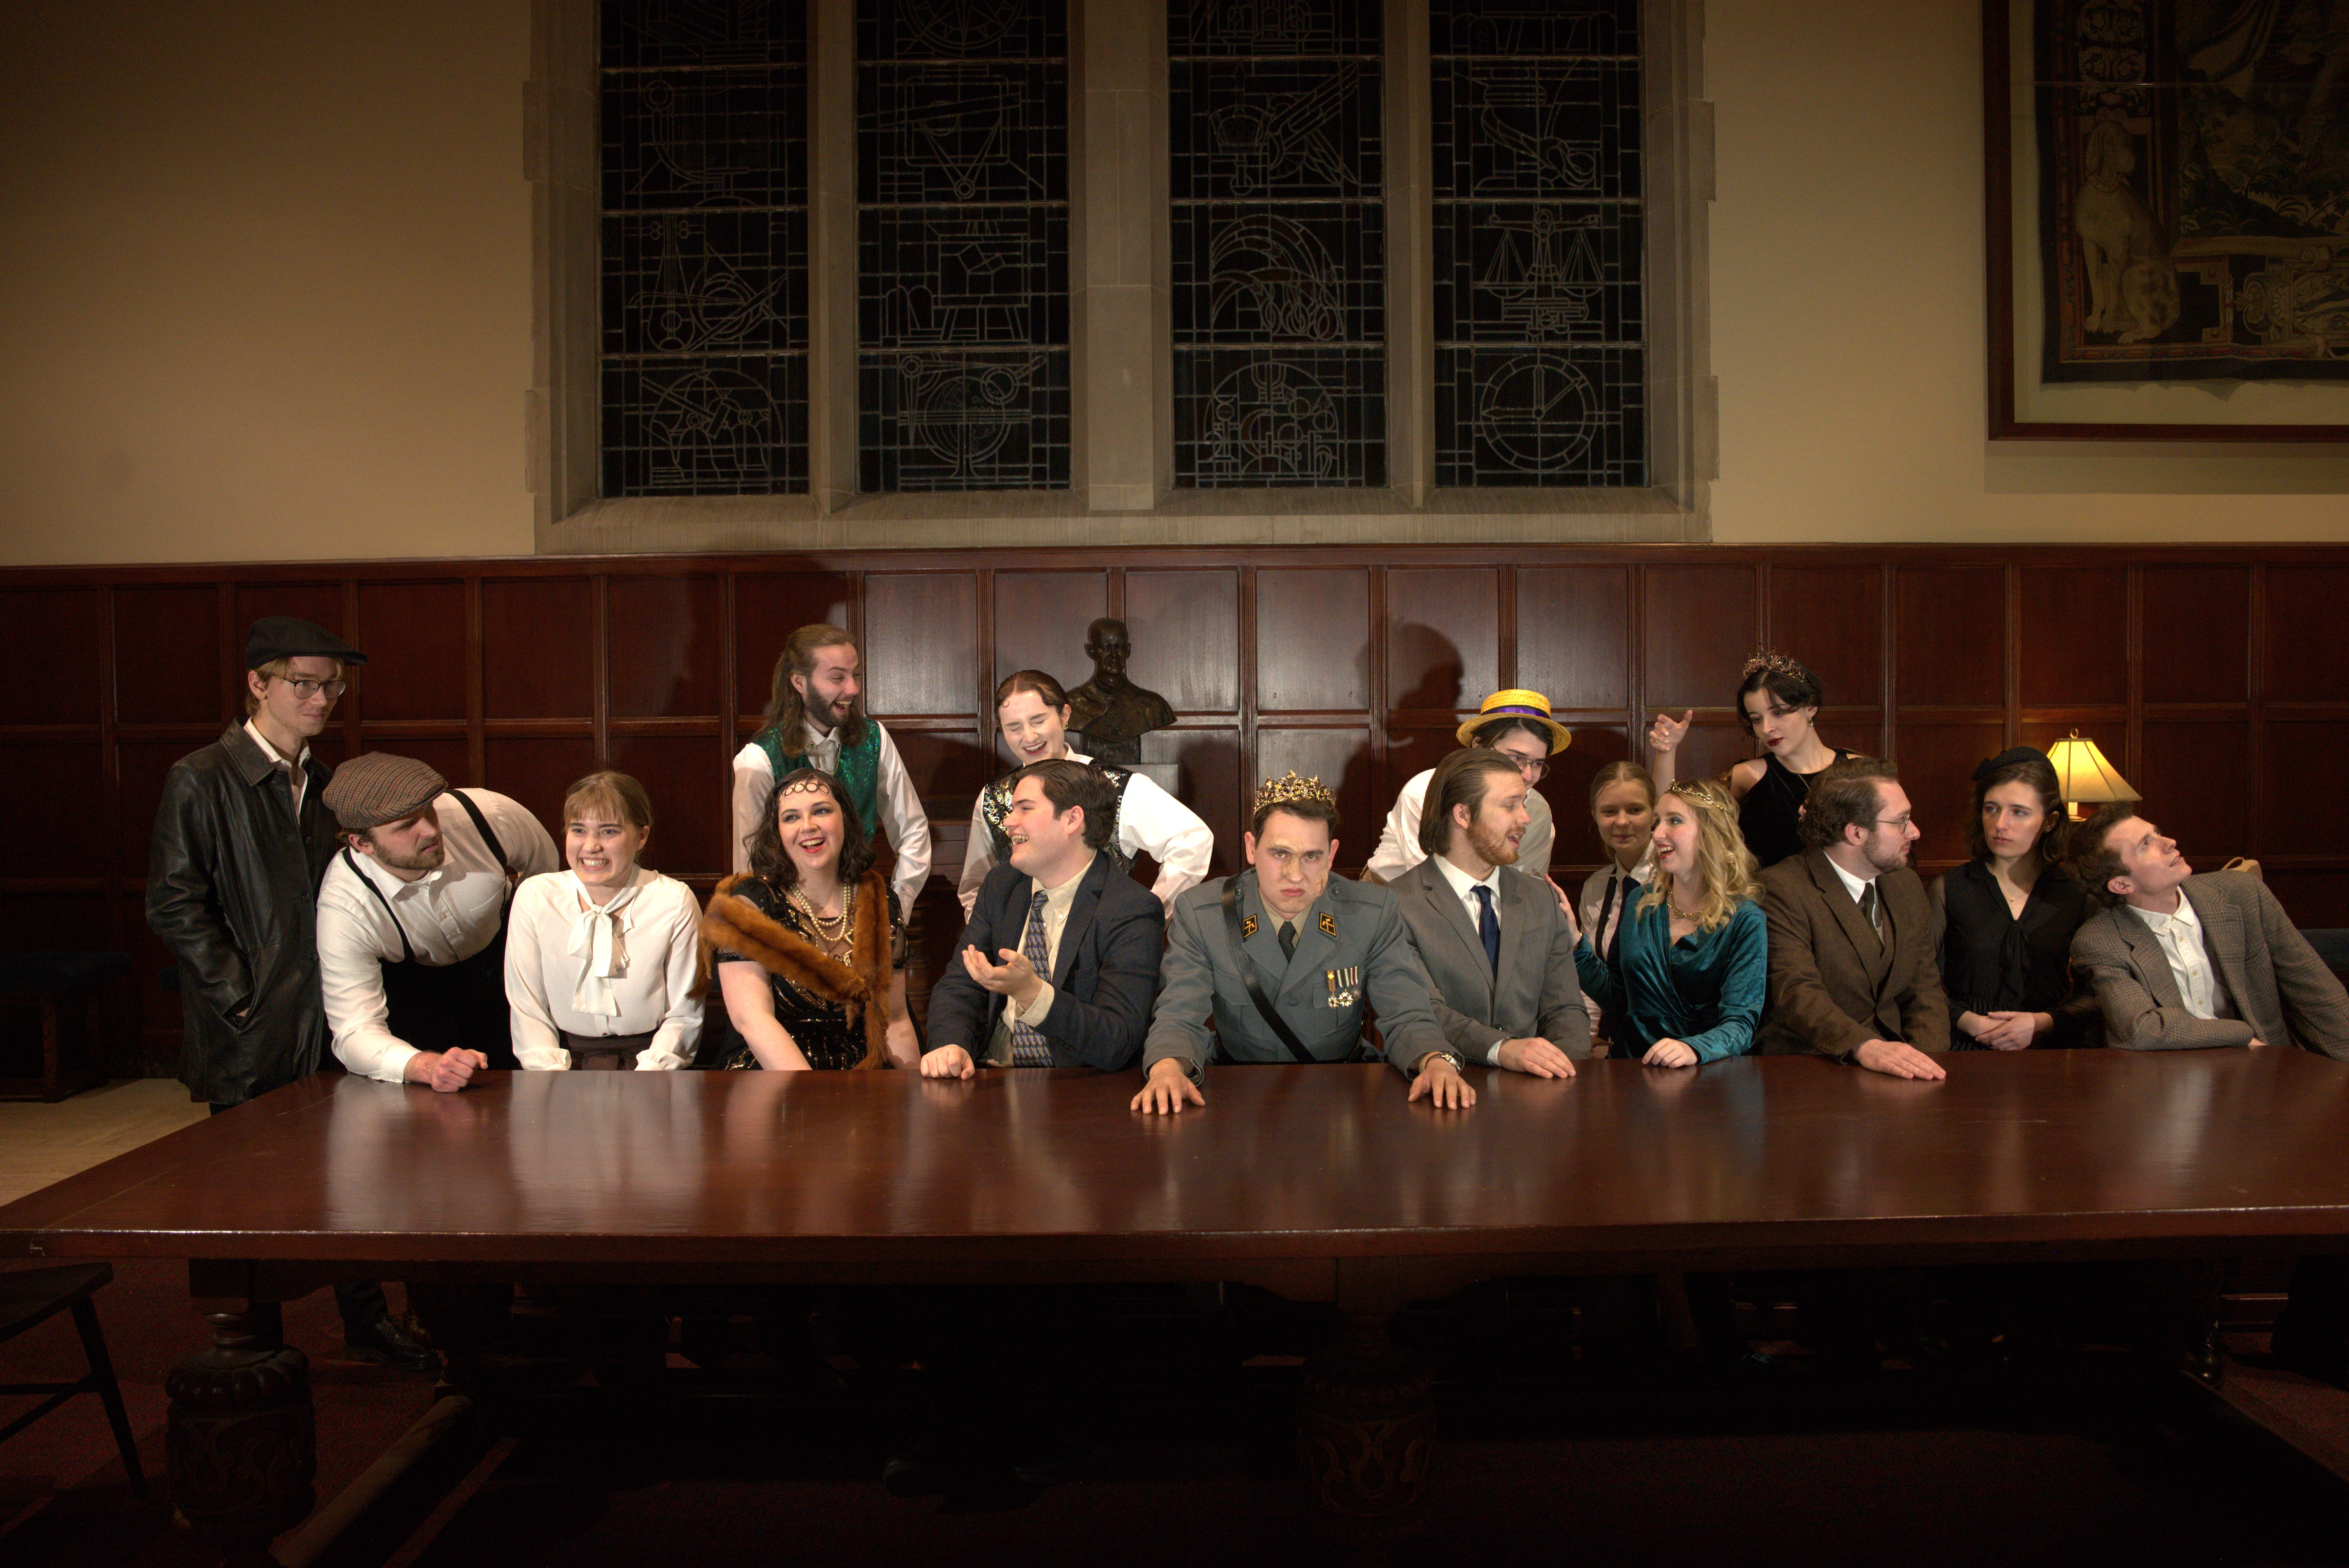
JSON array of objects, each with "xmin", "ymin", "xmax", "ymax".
[{"xmin": 1143, "ymin": 870, "xmax": 1448, "ymax": 1081}]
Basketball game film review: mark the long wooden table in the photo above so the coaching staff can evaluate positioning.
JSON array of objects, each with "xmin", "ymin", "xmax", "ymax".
[{"xmin": 6, "ymin": 1050, "xmax": 2349, "ymax": 1546}]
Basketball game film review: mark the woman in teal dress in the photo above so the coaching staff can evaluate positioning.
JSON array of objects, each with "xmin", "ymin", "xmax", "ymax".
[{"xmin": 1574, "ymin": 776, "xmax": 1766, "ymax": 1067}]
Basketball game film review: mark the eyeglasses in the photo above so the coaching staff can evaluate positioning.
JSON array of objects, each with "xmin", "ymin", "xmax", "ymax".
[
  {"xmin": 276, "ymin": 677, "xmax": 349, "ymax": 700},
  {"xmin": 1872, "ymin": 815, "xmax": 1914, "ymax": 831},
  {"xmin": 1495, "ymin": 751, "xmax": 1550, "ymax": 782}
]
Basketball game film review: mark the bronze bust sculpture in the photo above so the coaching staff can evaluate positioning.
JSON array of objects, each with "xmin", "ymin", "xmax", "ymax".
[{"xmin": 1065, "ymin": 617, "xmax": 1174, "ymax": 765}]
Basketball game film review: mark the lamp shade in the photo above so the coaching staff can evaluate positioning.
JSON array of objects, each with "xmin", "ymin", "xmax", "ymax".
[{"xmin": 2045, "ymin": 731, "xmax": 2139, "ymax": 808}]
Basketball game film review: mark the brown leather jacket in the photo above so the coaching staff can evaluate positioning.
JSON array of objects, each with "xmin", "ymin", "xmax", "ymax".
[{"xmin": 145, "ymin": 724, "xmax": 340, "ymax": 1104}]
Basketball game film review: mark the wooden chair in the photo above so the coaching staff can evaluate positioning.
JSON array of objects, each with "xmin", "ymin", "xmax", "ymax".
[
  {"xmin": 0, "ymin": 1262, "xmax": 147, "ymax": 1497},
  {"xmin": 0, "ymin": 951, "xmax": 128, "ymax": 1101}
]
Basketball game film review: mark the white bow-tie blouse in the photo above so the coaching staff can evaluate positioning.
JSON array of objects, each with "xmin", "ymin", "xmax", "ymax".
[{"xmin": 503, "ymin": 868, "xmax": 705, "ymax": 1069}]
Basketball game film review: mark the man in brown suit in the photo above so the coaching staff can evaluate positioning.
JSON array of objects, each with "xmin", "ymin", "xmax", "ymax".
[
  {"xmin": 2067, "ymin": 806, "xmax": 2349, "ymax": 1060},
  {"xmin": 1755, "ymin": 758, "xmax": 1949, "ymax": 1078}
]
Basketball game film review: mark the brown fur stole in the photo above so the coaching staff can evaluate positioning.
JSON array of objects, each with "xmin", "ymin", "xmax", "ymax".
[{"xmin": 700, "ymin": 868, "xmax": 895, "ymax": 1069}]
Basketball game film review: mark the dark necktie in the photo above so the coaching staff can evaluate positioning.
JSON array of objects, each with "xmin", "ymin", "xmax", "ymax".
[
  {"xmin": 1279, "ymin": 920, "xmax": 1297, "ymax": 960},
  {"xmin": 1859, "ymin": 882, "xmax": 1883, "ymax": 945},
  {"xmin": 1009, "ymin": 890, "xmax": 1053, "ymax": 1066},
  {"xmin": 1472, "ymin": 884, "xmax": 1500, "ymax": 974}
]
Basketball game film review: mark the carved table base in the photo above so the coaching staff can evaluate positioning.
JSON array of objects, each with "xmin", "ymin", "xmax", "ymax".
[
  {"xmin": 165, "ymin": 1303, "xmax": 315, "ymax": 1558},
  {"xmin": 1296, "ymin": 1310, "xmax": 1435, "ymax": 1540}
]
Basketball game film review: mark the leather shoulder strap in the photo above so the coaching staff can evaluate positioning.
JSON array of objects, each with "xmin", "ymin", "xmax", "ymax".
[
  {"xmin": 450, "ymin": 788, "xmax": 509, "ymax": 869},
  {"xmin": 1222, "ymin": 878, "xmax": 1315, "ymax": 1064},
  {"xmin": 341, "ymin": 848, "xmax": 417, "ymax": 964}
]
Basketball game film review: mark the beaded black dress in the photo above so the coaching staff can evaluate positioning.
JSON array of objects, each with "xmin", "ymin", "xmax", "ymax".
[
  {"xmin": 709, "ymin": 876, "xmax": 905, "ymax": 1071},
  {"xmin": 1736, "ymin": 747, "xmax": 1857, "ymax": 868}
]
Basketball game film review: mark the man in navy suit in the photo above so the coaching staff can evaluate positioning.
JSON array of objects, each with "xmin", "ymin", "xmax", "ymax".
[{"xmin": 921, "ymin": 758, "xmax": 1165, "ymax": 1077}]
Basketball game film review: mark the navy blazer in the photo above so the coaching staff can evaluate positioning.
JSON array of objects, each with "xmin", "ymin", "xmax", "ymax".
[{"xmin": 925, "ymin": 852, "xmax": 1165, "ymax": 1071}]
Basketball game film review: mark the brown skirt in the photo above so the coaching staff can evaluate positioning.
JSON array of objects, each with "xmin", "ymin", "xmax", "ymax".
[{"xmin": 558, "ymin": 1028, "xmax": 657, "ymax": 1070}]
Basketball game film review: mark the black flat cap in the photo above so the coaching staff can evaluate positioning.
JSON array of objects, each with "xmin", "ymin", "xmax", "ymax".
[{"xmin": 245, "ymin": 616, "xmax": 368, "ymax": 670}]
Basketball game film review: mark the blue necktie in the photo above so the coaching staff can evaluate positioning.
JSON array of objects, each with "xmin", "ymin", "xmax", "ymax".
[
  {"xmin": 1009, "ymin": 890, "xmax": 1053, "ymax": 1066},
  {"xmin": 1473, "ymin": 884, "xmax": 1500, "ymax": 975}
]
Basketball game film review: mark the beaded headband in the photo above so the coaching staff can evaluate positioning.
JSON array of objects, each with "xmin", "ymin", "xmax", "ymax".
[
  {"xmin": 1742, "ymin": 647, "xmax": 1813, "ymax": 685},
  {"xmin": 1254, "ymin": 771, "xmax": 1337, "ymax": 814},
  {"xmin": 776, "ymin": 773, "xmax": 835, "ymax": 799},
  {"xmin": 1663, "ymin": 777, "xmax": 1736, "ymax": 815}
]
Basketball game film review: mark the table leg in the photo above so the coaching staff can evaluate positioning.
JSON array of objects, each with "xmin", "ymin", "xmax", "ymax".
[
  {"xmin": 164, "ymin": 1300, "xmax": 316, "ymax": 1558},
  {"xmin": 1295, "ymin": 1309, "xmax": 1435, "ymax": 1540}
]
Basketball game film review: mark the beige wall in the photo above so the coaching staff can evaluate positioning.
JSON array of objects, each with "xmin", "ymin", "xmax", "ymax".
[
  {"xmin": 0, "ymin": 0, "xmax": 2338, "ymax": 566},
  {"xmin": 0, "ymin": 1, "xmax": 536, "ymax": 565}
]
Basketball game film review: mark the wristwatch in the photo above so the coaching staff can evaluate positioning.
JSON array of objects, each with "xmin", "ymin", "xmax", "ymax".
[{"xmin": 1420, "ymin": 1050, "xmax": 1467, "ymax": 1076}]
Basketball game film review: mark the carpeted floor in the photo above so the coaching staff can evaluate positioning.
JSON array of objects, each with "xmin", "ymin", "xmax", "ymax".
[{"xmin": 7, "ymin": 1257, "xmax": 2349, "ymax": 1568}]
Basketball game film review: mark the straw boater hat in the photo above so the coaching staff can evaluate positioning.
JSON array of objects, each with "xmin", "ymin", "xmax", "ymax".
[{"xmin": 1455, "ymin": 689, "xmax": 1572, "ymax": 754}]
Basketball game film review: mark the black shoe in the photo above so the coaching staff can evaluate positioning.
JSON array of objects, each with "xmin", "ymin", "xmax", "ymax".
[
  {"xmin": 883, "ymin": 1434, "xmax": 957, "ymax": 1498},
  {"xmin": 343, "ymin": 1314, "xmax": 442, "ymax": 1374}
]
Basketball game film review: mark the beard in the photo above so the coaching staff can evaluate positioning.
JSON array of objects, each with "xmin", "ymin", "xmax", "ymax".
[
  {"xmin": 370, "ymin": 838, "xmax": 444, "ymax": 873},
  {"xmin": 1467, "ymin": 816, "xmax": 1519, "ymax": 868},
  {"xmin": 1864, "ymin": 837, "xmax": 1910, "ymax": 875}
]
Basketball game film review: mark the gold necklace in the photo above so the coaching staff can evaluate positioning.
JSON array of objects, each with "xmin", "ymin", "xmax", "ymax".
[{"xmin": 789, "ymin": 881, "xmax": 853, "ymax": 944}]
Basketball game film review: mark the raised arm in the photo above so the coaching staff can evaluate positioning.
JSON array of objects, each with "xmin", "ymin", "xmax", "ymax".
[{"xmin": 1119, "ymin": 772, "xmax": 1213, "ymax": 909}]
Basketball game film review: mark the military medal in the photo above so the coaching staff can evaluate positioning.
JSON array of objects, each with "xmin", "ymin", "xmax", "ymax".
[{"xmin": 1327, "ymin": 965, "xmax": 1358, "ymax": 1008}]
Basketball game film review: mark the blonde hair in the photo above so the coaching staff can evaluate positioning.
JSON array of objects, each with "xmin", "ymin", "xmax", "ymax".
[
  {"xmin": 562, "ymin": 770, "xmax": 655, "ymax": 866},
  {"xmin": 243, "ymin": 656, "xmax": 342, "ymax": 718},
  {"xmin": 1638, "ymin": 779, "xmax": 1761, "ymax": 931}
]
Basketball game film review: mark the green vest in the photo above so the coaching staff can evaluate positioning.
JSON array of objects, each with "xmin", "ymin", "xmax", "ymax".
[{"xmin": 756, "ymin": 721, "xmax": 882, "ymax": 845}]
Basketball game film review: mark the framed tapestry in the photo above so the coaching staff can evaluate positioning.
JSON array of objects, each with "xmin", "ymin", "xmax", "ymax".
[{"xmin": 1986, "ymin": 0, "xmax": 2349, "ymax": 438}]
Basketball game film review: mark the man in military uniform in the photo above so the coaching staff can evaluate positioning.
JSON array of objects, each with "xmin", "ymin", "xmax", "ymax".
[{"xmin": 1133, "ymin": 772, "xmax": 1469, "ymax": 1112}]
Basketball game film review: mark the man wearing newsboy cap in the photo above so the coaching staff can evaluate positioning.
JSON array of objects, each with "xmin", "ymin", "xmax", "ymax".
[
  {"xmin": 315, "ymin": 752, "xmax": 557, "ymax": 1090},
  {"xmin": 146, "ymin": 616, "xmax": 439, "ymax": 1370}
]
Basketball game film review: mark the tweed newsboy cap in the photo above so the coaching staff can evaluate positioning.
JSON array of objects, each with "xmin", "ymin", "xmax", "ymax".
[{"xmin": 322, "ymin": 752, "xmax": 447, "ymax": 833}]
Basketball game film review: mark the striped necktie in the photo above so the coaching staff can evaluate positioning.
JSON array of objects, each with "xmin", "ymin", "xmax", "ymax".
[{"xmin": 1009, "ymin": 890, "xmax": 1054, "ymax": 1066}]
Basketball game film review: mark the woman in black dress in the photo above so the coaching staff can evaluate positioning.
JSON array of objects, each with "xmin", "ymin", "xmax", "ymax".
[
  {"xmin": 702, "ymin": 767, "xmax": 918, "ymax": 1069},
  {"xmin": 1930, "ymin": 747, "xmax": 2101, "ymax": 1050},
  {"xmin": 1644, "ymin": 650, "xmax": 1855, "ymax": 868}
]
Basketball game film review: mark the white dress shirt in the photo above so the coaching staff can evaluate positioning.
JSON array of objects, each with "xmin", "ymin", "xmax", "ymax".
[
  {"xmin": 729, "ymin": 719, "xmax": 932, "ymax": 911},
  {"xmin": 956, "ymin": 750, "xmax": 1213, "ymax": 917},
  {"xmin": 980, "ymin": 857, "xmax": 1089, "ymax": 1064},
  {"xmin": 1365, "ymin": 767, "xmax": 1555, "ymax": 885},
  {"xmin": 2130, "ymin": 893, "xmax": 2232, "ymax": 1020},
  {"xmin": 504, "ymin": 868, "xmax": 705, "ymax": 1071},
  {"xmin": 242, "ymin": 719, "xmax": 312, "ymax": 814},
  {"xmin": 1826, "ymin": 853, "xmax": 1876, "ymax": 909},
  {"xmin": 318, "ymin": 789, "xmax": 560, "ymax": 1084},
  {"xmin": 1430, "ymin": 852, "xmax": 1513, "ymax": 1067}
]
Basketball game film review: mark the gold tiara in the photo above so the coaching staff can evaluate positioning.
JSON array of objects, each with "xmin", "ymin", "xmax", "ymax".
[
  {"xmin": 1254, "ymin": 771, "xmax": 1336, "ymax": 814},
  {"xmin": 1742, "ymin": 647, "xmax": 1811, "ymax": 683},
  {"xmin": 1665, "ymin": 777, "xmax": 1735, "ymax": 814}
]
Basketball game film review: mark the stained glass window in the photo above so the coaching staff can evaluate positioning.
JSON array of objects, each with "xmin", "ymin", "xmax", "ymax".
[
  {"xmin": 1170, "ymin": 1, "xmax": 1386, "ymax": 488},
  {"xmin": 1432, "ymin": 0, "xmax": 1645, "ymax": 487},
  {"xmin": 600, "ymin": 0, "xmax": 810, "ymax": 496},
  {"xmin": 856, "ymin": 0, "xmax": 1070, "ymax": 491}
]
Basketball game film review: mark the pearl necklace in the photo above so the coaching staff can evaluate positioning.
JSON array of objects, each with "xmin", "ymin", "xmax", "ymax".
[{"xmin": 789, "ymin": 881, "xmax": 853, "ymax": 945}]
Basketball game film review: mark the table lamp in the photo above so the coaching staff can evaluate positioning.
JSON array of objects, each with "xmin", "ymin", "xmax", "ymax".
[{"xmin": 2045, "ymin": 730, "xmax": 2138, "ymax": 822}]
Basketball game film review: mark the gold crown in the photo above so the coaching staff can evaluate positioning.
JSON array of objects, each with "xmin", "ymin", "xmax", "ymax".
[
  {"xmin": 1741, "ymin": 647, "xmax": 1811, "ymax": 684},
  {"xmin": 1254, "ymin": 771, "xmax": 1337, "ymax": 814},
  {"xmin": 1664, "ymin": 776, "xmax": 1736, "ymax": 814}
]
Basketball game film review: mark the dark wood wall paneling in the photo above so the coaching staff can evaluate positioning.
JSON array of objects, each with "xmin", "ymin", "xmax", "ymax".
[{"xmin": 9, "ymin": 546, "xmax": 2345, "ymax": 1073}]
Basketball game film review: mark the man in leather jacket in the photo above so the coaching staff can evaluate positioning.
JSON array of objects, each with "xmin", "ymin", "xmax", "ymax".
[{"xmin": 145, "ymin": 615, "xmax": 437, "ymax": 1372}]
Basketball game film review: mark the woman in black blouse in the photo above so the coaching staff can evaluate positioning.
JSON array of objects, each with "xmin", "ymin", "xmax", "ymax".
[{"xmin": 1929, "ymin": 747, "xmax": 2102, "ymax": 1050}]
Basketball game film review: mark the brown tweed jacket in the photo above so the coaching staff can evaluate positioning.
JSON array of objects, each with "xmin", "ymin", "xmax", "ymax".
[
  {"xmin": 2068, "ymin": 870, "xmax": 2349, "ymax": 1060},
  {"xmin": 1754, "ymin": 850, "xmax": 1949, "ymax": 1059}
]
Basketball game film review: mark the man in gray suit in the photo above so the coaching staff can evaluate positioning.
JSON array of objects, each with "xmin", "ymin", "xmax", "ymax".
[
  {"xmin": 1391, "ymin": 749, "xmax": 1589, "ymax": 1078},
  {"xmin": 2069, "ymin": 803, "xmax": 2349, "ymax": 1385},
  {"xmin": 2067, "ymin": 805, "xmax": 2349, "ymax": 1059},
  {"xmin": 1133, "ymin": 772, "xmax": 1462, "ymax": 1112}
]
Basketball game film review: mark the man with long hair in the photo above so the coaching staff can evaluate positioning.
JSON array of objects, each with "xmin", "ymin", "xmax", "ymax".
[{"xmin": 728, "ymin": 623, "xmax": 932, "ymax": 914}]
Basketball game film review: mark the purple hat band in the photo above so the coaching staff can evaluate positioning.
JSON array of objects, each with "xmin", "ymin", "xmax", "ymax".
[{"xmin": 1481, "ymin": 704, "xmax": 1555, "ymax": 721}]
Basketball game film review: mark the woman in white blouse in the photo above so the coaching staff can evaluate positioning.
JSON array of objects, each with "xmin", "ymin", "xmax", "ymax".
[
  {"xmin": 505, "ymin": 771, "xmax": 703, "ymax": 1069},
  {"xmin": 956, "ymin": 670, "xmax": 1212, "ymax": 918}
]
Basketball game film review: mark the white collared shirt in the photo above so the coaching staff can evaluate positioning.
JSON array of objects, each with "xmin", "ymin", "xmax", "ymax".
[
  {"xmin": 729, "ymin": 719, "xmax": 933, "ymax": 911},
  {"xmin": 243, "ymin": 719, "xmax": 312, "ymax": 814},
  {"xmin": 318, "ymin": 789, "xmax": 560, "ymax": 1083},
  {"xmin": 504, "ymin": 868, "xmax": 705, "ymax": 1071},
  {"xmin": 2130, "ymin": 893, "xmax": 2224, "ymax": 1020},
  {"xmin": 957, "ymin": 749, "xmax": 1213, "ymax": 917},
  {"xmin": 1825, "ymin": 853, "xmax": 1876, "ymax": 908},
  {"xmin": 1431, "ymin": 854, "xmax": 1511, "ymax": 1067},
  {"xmin": 1365, "ymin": 767, "xmax": 1555, "ymax": 884},
  {"xmin": 982, "ymin": 855, "xmax": 1091, "ymax": 1063}
]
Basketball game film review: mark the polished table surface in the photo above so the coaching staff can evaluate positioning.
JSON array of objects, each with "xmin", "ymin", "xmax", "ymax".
[{"xmin": 4, "ymin": 1051, "xmax": 2348, "ymax": 1297}]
